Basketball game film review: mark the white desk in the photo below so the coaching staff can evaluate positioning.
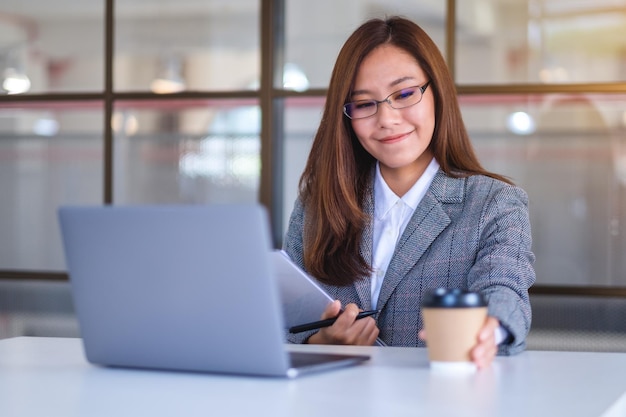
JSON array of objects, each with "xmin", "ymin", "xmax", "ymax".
[{"xmin": 1, "ymin": 337, "xmax": 625, "ymax": 417}]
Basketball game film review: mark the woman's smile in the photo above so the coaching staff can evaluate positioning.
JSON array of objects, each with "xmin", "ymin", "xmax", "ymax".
[{"xmin": 378, "ymin": 130, "xmax": 414, "ymax": 144}]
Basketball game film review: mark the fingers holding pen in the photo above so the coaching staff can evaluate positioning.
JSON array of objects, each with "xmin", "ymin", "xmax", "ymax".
[
  {"xmin": 309, "ymin": 302, "xmax": 379, "ymax": 346},
  {"xmin": 320, "ymin": 299, "xmax": 342, "ymax": 320},
  {"xmin": 328, "ymin": 303, "xmax": 379, "ymax": 345}
]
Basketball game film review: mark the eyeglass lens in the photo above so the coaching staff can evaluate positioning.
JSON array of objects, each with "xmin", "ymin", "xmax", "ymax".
[{"xmin": 343, "ymin": 82, "xmax": 430, "ymax": 119}]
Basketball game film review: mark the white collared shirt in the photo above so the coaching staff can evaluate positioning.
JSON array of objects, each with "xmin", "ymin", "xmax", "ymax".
[{"xmin": 370, "ymin": 158, "xmax": 440, "ymax": 309}]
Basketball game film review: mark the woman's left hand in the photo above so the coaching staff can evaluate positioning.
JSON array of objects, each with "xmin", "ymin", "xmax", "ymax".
[{"xmin": 470, "ymin": 316, "xmax": 500, "ymax": 369}]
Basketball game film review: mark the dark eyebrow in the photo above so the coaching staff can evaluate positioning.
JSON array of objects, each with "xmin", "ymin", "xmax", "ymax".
[{"xmin": 350, "ymin": 76, "xmax": 416, "ymax": 98}]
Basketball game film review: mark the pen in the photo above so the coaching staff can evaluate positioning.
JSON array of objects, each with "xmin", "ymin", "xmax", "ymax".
[{"xmin": 288, "ymin": 309, "xmax": 379, "ymax": 334}]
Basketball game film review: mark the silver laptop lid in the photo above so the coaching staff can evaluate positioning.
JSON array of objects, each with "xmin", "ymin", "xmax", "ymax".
[{"xmin": 59, "ymin": 204, "xmax": 293, "ymax": 376}]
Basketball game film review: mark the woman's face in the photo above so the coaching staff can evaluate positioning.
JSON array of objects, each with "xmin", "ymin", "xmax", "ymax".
[{"xmin": 349, "ymin": 44, "xmax": 435, "ymax": 189}]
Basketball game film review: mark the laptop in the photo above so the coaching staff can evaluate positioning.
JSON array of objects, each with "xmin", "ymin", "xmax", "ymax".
[{"xmin": 58, "ymin": 204, "xmax": 369, "ymax": 378}]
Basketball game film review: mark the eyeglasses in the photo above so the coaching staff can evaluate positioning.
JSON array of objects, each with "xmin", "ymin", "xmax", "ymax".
[{"xmin": 343, "ymin": 81, "xmax": 431, "ymax": 120}]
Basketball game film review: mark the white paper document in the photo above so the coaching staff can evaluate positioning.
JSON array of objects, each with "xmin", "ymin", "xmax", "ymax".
[{"xmin": 271, "ymin": 250, "xmax": 334, "ymax": 328}]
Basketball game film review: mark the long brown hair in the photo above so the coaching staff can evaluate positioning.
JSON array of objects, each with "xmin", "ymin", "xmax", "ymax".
[{"xmin": 298, "ymin": 16, "xmax": 511, "ymax": 286}]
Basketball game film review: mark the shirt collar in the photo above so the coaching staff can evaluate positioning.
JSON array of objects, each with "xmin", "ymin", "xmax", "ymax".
[{"xmin": 374, "ymin": 158, "xmax": 440, "ymax": 219}]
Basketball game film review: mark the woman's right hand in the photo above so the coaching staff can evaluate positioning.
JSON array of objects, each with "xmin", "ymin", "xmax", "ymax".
[{"xmin": 307, "ymin": 300, "xmax": 379, "ymax": 346}]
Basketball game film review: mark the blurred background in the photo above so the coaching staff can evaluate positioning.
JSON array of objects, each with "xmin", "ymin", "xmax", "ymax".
[{"xmin": 1, "ymin": 0, "xmax": 625, "ymax": 351}]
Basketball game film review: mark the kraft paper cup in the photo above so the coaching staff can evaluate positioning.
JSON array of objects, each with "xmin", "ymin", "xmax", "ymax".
[{"xmin": 421, "ymin": 288, "xmax": 488, "ymax": 372}]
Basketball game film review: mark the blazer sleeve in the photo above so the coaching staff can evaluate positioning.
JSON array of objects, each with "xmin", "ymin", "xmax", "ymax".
[
  {"xmin": 283, "ymin": 197, "xmax": 306, "ymax": 270},
  {"xmin": 468, "ymin": 184, "xmax": 536, "ymax": 355}
]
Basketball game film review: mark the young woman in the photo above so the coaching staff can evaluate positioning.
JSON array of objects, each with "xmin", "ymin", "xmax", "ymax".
[{"xmin": 283, "ymin": 16, "xmax": 535, "ymax": 368}]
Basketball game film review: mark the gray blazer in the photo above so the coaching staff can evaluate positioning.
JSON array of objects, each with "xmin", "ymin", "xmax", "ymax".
[{"xmin": 283, "ymin": 169, "xmax": 535, "ymax": 355}]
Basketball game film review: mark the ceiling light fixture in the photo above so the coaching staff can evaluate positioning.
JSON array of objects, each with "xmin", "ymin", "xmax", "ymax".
[
  {"xmin": 150, "ymin": 56, "xmax": 186, "ymax": 94},
  {"xmin": 2, "ymin": 67, "xmax": 31, "ymax": 94}
]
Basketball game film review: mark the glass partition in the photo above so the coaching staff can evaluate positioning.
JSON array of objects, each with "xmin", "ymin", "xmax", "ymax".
[
  {"xmin": 282, "ymin": 97, "xmax": 324, "ymax": 230},
  {"xmin": 456, "ymin": 0, "xmax": 626, "ymax": 84},
  {"xmin": 283, "ymin": 0, "xmax": 446, "ymax": 90},
  {"xmin": 0, "ymin": 0, "xmax": 104, "ymax": 94},
  {"xmin": 114, "ymin": 0, "xmax": 259, "ymax": 92},
  {"xmin": 461, "ymin": 93, "xmax": 626, "ymax": 286},
  {"xmin": 0, "ymin": 102, "xmax": 103, "ymax": 271},
  {"xmin": 113, "ymin": 99, "xmax": 260, "ymax": 204},
  {"xmin": 1, "ymin": 0, "xmax": 625, "ymax": 301}
]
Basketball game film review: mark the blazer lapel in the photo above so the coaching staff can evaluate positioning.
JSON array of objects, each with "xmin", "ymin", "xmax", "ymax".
[
  {"xmin": 375, "ymin": 171, "xmax": 464, "ymax": 311},
  {"xmin": 353, "ymin": 182, "xmax": 375, "ymax": 310}
]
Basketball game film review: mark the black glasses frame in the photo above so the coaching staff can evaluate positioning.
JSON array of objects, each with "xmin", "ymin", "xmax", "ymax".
[{"xmin": 343, "ymin": 80, "xmax": 432, "ymax": 120}]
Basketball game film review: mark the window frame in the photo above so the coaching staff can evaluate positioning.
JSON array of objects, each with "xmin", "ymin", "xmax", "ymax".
[{"xmin": 1, "ymin": 0, "xmax": 625, "ymax": 299}]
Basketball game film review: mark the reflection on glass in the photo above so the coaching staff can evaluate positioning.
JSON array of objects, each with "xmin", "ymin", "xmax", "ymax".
[
  {"xmin": 507, "ymin": 111, "xmax": 536, "ymax": 135},
  {"xmin": 113, "ymin": 100, "xmax": 260, "ymax": 204},
  {"xmin": 457, "ymin": 0, "xmax": 626, "ymax": 84},
  {"xmin": 0, "ymin": 1, "xmax": 104, "ymax": 93},
  {"xmin": 460, "ymin": 94, "xmax": 626, "ymax": 287},
  {"xmin": 282, "ymin": 96, "xmax": 326, "ymax": 233},
  {"xmin": 150, "ymin": 56, "xmax": 186, "ymax": 94},
  {"xmin": 179, "ymin": 136, "xmax": 260, "ymax": 188},
  {"xmin": 114, "ymin": 0, "xmax": 259, "ymax": 92},
  {"xmin": 284, "ymin": 0, "xmax": 445, "ymax": 89},
  {"xmin": 3, "ymin": 67, "xmax": 31, "ymax": 95},
  {"xmin": 0, "ymin": 104, "xmax": 104, "ymax": 271}
]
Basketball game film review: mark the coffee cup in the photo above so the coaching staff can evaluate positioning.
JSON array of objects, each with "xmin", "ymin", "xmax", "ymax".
[{"xmin": 421, "ymin": 288, "xmax": 488, "ymax": 370}]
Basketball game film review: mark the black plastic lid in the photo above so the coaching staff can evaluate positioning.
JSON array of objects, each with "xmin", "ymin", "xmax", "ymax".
[{"xmin": 422, "ymin": 288, "xmax": 487, "ymax": 308}]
